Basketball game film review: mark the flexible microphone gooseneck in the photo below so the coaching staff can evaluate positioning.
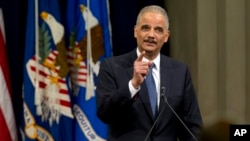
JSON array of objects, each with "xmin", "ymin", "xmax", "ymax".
[
  {"xmin": 144, "ymin": 87, "xmax": 167, "ymax": 141},
  {"xmin": 161, "ymin": 87, "xmax": 198, "ymax": 141}
]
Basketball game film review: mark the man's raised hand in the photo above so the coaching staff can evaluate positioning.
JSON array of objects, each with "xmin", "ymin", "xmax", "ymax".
[{"xmin": 131, "ymin": 51, "xmax": 152, "ymax": 89}]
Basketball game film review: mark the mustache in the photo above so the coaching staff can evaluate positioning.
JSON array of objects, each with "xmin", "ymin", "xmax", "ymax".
[{"xmin": 144, "ymin": 38, "xmax": 157, "ymax": 44}]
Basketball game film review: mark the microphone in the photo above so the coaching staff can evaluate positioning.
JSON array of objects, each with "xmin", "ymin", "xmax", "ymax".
[
  {"xmin": 144, "ymin": 87, "xmax": 167, "ymax": 141},
  {"xmin": 161, "ymin": 87, "xmax": 198, "ymax": 141}
]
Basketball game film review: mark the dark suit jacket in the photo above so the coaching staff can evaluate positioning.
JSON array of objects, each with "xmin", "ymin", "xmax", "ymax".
[{"xmin": 96, "ymin": 50, "xmax": 202, "ymax": 141}]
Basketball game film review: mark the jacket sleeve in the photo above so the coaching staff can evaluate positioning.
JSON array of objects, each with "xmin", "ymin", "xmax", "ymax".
[{"xmin": 178, "ymin": 67, "xmax": 203, "ymax": 141}]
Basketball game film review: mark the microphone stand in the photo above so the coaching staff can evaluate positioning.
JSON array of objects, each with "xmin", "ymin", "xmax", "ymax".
[
  {"xmin": 144, "ymin": 87, "xmax": 167, "ymax": 141},
  {"xmin": 161, "ymin": 87, "xmax": 198, "ymax": 141},
  {"xmin": 144, "ymin": 101, "xmax": 167, "ymax": 141}
]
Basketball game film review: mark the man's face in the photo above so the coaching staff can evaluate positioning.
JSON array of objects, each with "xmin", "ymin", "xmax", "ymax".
[{"xmin": 134, "ymin": 12, "xmax": 170, "ymax": 57}]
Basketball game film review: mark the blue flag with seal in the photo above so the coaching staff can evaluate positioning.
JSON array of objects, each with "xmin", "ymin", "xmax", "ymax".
[
  {"xmin": 21, "ymin": 0, "xmax": 74, "ymax": 141},
  {"xmin": 65, "ymin": 0, "xmax": 112, "ymax": 140}
]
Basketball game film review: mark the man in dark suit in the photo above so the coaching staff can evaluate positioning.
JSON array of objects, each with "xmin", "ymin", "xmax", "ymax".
[{"xmin": 96, "ymin": 5, "xmax": 202, "ymax": 141}]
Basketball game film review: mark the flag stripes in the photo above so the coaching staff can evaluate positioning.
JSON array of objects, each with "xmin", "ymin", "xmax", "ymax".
[{"xmin": 0, "ymin": 9, "xmax": 18, "ymax": 141}]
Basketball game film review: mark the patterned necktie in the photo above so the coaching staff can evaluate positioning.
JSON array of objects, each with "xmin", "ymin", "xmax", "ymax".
[{"xmin": 145, "ymin": 63, "xmax": 158, "ymax": 117}]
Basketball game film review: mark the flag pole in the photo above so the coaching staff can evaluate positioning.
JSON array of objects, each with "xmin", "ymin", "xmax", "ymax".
[
  {"xmin": 86, "ymin": 0, "xmax": 95, "ymax": 100},
  {"xmin": 34, "ymin": 0, "xmax": 41, "ymax": 115}
]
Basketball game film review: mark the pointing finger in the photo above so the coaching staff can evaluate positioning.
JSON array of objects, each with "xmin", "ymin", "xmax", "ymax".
[{"xmin": 136, "ymin": 51, "xmax": 145, "ymax": 61}]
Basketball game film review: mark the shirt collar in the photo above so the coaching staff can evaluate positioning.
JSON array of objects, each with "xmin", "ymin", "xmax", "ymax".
[{"xmin": 136, "ymin": 48, "xmax": 160, "ymax": 71}]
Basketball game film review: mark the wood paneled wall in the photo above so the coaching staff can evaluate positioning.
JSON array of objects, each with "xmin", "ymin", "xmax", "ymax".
[{"xmin": 165, "ymin": 0, "xmax": 250, "ymax": 126}]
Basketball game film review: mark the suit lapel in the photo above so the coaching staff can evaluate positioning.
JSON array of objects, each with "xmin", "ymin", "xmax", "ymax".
[
  {"xmin": 159, "ymin": 55, "xmax": 172, "ymax": 112},
  {"xmin": 154, "ymin": 55, "xmax": 173, "ymax": 130},
  {"xmin": 126, "ymin": 50, "xmax": 155, "ymax": 119}
]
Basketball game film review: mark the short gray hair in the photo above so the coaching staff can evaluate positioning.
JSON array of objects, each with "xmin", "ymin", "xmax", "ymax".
[{"xmin": 136, "ymin": 5, "xmax": 169, "ymax": 29}]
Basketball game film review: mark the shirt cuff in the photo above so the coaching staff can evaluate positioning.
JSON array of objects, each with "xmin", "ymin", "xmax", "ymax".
[{"xmin": 128, "ymin": 80, "xmax": 141, "ymax": 98}]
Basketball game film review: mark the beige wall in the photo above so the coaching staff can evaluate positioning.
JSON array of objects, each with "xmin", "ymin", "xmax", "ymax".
[{"xmin": 165, "ymin": 0, "xmax": 250, "ymax": 126}]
